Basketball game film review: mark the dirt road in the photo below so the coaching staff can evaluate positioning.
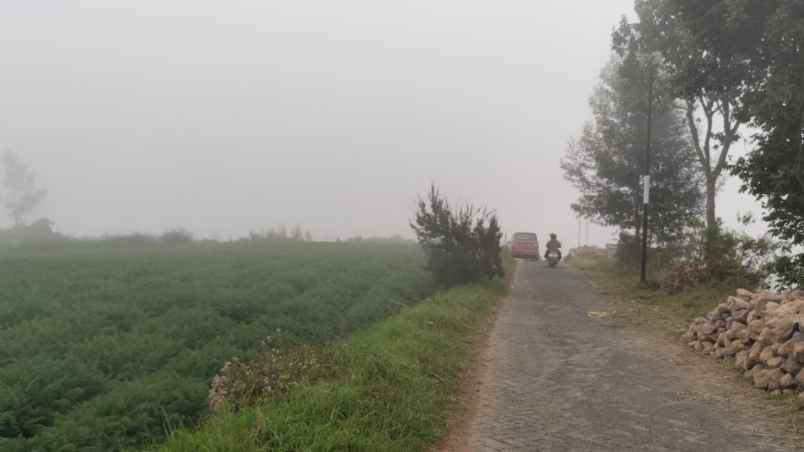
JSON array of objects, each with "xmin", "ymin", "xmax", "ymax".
[{"xmin": 442, "ymin": 260, "xmax": 803, "ymax": 451}]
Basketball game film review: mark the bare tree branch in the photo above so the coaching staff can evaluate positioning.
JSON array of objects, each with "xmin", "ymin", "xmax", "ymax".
[
  {"xmin": 701, "ymin": 98, "xmax": 716, "ymax": 172},
  {"xmin": 714, "ymin": 97, "xmax": 738, "ymax": 176},
  {"xmin": 685, "ymin": 99, "xmax": 709, "ymax": 174}
]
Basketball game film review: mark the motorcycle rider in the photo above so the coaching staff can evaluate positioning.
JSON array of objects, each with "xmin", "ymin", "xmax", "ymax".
[{"xmin": 544, "ymin": 233, "xmax": 562, "ymax": 260}]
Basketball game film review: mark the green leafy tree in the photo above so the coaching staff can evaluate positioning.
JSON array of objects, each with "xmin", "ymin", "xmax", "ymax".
[
  {"xmin": 619, "ymin": 2, "xmax": 746, "ymax": 229},
  {"xmin": 731, "ymin": 1, "xmax": 804, "ymax": 286},
  {"xmin": 562, "ymin": 54, "xmax": 704, "ymax": 246},
  {"xmin": 661, "ymin": 0, "xmax": 803, "ymax": 284}
]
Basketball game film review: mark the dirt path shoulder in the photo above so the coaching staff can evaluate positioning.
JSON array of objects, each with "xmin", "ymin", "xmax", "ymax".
[{"xmin": 438, "ymin": 261, "xmax": 804, "ymax": 452}]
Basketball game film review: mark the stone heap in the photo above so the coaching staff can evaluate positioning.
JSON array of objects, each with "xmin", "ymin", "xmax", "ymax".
[{"xmin": 683, "ymin": 288, "xmax": 804, "ymax": 399}]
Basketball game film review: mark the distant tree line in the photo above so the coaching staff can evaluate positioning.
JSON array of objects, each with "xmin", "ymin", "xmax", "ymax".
[
  {"xmin": 248, "ymin": 225, "xmax": 314, "ymax": 242},
  {"xmin": 0, "ymin": 150, "xmax": 328, "ymax": 246},
  {"xmin": 564, "ymin": 0, "xmax": 803, "ymax": 288}
]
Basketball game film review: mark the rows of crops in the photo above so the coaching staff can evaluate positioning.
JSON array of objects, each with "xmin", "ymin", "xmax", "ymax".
[{"xmin": 0, "ymin": 239, "xmax": 431, "ymax": 452}]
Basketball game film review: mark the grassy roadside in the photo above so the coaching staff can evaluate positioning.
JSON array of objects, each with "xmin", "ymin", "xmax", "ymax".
[
  {"xmin": 570, "ymin": 256, "xmax": 731, "ymax": 337},
  {"xmin": 149, "ymin": 273, "xmax": 511, "ymax": 451},
  {"xmin": 570, "ymin": 257, "xmax": 804, "ymax": 424}
]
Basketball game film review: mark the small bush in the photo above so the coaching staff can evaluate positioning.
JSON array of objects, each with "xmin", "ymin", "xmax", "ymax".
[
  {"xmin": 662, "ymin": 223, "xmax": 777, "ymax": 293},
  {"xmin": 208, "ymin": 343, "xmax": 335, "ymax": 412},
  {"xmin": 160, "ymin": 229, "xmax": 194, "ymax": 243},
  {"xmin": 663, "ymin": 261, "xmax": 707, "ymax": 294},
  {"xmin": 614, "ymin": 233, "xmax": 642, "ymax": 272},
  {"xmin": 100, "ymin": 233, "xmax": 158, "ymax": 245},
  {"xmin": 615, "ymin": 230, "xmax": 697, "ymax": 276},
  {"xmin": 614, "ymin": 220, "xmax": 778, "ymax": 293},
  {"xmin": 410, "ymin": 185, "xmax": 504, "ymax": 286}
]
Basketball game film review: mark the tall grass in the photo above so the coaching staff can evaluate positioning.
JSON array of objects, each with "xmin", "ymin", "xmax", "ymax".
[{"xmin": 153, "ymin": 279, "xmax": 507, "ymax": 452}]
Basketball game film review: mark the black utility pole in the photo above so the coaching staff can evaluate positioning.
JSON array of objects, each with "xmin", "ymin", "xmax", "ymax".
[{"xmin": 640, "ymin": 63, "xmax": 654, "ymax": 284}]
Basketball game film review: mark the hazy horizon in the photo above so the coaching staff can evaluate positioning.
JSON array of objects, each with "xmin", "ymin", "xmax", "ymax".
[{"xmin": 1, "ymin": 1, "xmax": 765, "ymax": 245}]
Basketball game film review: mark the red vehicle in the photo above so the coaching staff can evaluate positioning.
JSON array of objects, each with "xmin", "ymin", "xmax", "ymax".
[{"xmin": 511, "ymin": 232, "xmax": 540, "ymax": 260}]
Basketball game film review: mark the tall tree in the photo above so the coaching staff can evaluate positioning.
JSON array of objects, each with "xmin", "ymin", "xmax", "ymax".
[
  {"xmin": 665, "ymin": 0, "xmax": 804, "ymax": 283},
  {"xmin": 730, "ymin": 0, "xmax": 804, "ymax": 284},
  {"xmin": 616, "ymin": 4, "xmax": 745, "ymax": 229},
  {"xmin": 1, "ymin": 150, "xmax": 47, "ymax": 227},
  {"xmin": 562, "ymin": 54, "xmax": 704, "ymax": 246}
]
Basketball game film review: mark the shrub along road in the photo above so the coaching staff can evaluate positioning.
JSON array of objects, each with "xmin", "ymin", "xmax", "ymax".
[{"xmin": 441, "ymin": 260, "xmax": 804, "ymax": 451}]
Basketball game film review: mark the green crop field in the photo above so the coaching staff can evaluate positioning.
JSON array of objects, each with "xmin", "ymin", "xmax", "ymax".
[{"xmin": 0, "ymin": 239, "xmax": 431, "ymax": 452}]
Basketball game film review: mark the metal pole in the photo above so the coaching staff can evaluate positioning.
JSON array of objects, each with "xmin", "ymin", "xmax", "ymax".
[
  {"xmin": 585, "ymin": 220, "xmax": 590, "ymax": 246},
  {"xmin": 640, "ymin": 63, "xmax": 654, "ymax": 284}
]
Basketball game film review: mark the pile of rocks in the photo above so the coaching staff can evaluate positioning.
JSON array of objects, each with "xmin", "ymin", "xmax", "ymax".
[{"xmin": 683, "ymin": 288, "xmax": 804, "ymax": 399}]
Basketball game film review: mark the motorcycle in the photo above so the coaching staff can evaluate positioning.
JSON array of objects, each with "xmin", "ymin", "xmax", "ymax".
[{"xmin": 546, "ymin": 249, "xmax": 561, "ymax": 268}]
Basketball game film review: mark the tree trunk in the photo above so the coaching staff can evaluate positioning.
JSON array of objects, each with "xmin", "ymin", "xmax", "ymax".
[
  {"xmin": 795, "ymin": 100, "xmax": 804, "ymax": 189},
  {"xmin": 706, "ymin": 177, "xmax": 717, "ymax": 229}
]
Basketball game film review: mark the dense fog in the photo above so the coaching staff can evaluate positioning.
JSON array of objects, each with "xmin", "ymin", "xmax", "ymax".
[{"xmin": 0, "ymin": 1, "xmax": 762, "ymax": 244}]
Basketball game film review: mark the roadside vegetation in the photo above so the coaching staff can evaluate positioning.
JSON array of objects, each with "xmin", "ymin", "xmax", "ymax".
[
  {"xmin": 0, "ymin": 239, "xmax": 432, "ymax": 452},
  {"xmin": 569, "ymin": 217, "xmax": 779, "ymax": 340},
  {"xmin": 146, "ymin": 184, "xmax": 509, "ymax": 452},
  {"xmin": 0, "ymin": 176, "xmax": 509, "ymax": 452},
  {"xmin": 570, "ymin": 255, "xmax": 732, "ymax": 336},
  {"xmin": 153, "ymin": 273, "xmax": 509, "ymax": 452},
  {"xmin": 564, "ymin": 0, "xmax": 803, "ymax": 293},
  {"xmin": 411, "ymin": 184, "xmax": 505, "ymax": 287}
]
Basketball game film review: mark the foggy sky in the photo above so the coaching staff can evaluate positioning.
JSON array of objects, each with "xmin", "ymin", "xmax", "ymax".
[{"xmin": 0, "ymin": 1, "xmax": 764, "ymax": 245}]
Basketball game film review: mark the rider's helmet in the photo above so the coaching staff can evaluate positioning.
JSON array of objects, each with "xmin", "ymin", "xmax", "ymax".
[{"xmin": 550, "ymin": 233, "xmax": 557, "ymax": 240}]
